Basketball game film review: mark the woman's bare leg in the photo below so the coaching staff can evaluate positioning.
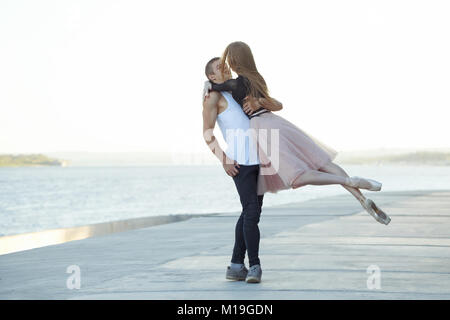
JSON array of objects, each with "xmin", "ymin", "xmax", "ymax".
[
  {"xmin": 317, "ymin": 161, "xmax": 391, "ymax": 224},
  {"xmin": 292, "ymin": 162, "xmax": 376, "ymax": 194},
  {"xmin": 292, "ymin": 168, "xmax": 351, "ymax": 188},
  {"xmin": 317, "ymin": 161, "xmax": 367, "ymax": 203}
]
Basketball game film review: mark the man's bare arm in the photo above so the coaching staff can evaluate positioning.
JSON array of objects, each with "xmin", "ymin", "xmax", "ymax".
[{"xmin": 202, "ymin": 92, "xmax": 239, "ymax": 177}]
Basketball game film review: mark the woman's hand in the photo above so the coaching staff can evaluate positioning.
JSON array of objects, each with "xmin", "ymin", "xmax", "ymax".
[
  {"xmin": 202, "ymin": 81, "xmax": 212, "ymax": 101},
  {"xmin": 243, "ymin": 96, "xmax": 262, "ymax": 115},
  {"xmin": 258, "ymin": 97, "xmax": 283, "ymax": 111}
]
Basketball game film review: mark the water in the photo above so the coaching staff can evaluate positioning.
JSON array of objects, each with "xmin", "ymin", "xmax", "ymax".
[{"xmin": 1, "ymin": 164, "xmax": 450, "ymax": 236}]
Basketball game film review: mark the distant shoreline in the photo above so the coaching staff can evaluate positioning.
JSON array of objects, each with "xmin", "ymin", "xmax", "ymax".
[
  {"xmin": 336, "ymin": 151, "xmax": 450, "ymax": 166},
  {"xmin": 0, "ymin": 154, "xmax": 69, "ymax": 167},
  {"xmin": 1, "ymin": 150, "xmax": 449, "ymax": 167}
]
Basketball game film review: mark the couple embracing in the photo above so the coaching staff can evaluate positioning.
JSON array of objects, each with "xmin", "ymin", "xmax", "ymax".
[{"xmin": 202, "ymin": 41, "xmax": 391, "ymax": 284}]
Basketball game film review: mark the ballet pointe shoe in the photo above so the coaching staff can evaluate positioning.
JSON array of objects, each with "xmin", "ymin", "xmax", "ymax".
[
  {"xmin": 359, "ymin": 198, "xmax": 391, "ymax": 225},
  {"xmin": 345, "ymin": 176, "xmax": 382, "ymax": 191}
]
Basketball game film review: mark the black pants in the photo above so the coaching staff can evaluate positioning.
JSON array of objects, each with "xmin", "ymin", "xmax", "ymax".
[{"xmin": 231, "ymin": 164, "xmax": 264, "ymax": 267}]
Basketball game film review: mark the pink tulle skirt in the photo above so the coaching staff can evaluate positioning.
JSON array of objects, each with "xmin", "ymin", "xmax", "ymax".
[{"xmin": 250, "ymin": 111, "xmax": 338, "ymax": 195}]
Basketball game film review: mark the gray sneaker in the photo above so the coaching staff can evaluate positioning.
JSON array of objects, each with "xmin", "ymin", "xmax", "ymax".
[
  {"xmin": 226, "ymin": 265, "xmax": 248, "ymax": 281},
  {"xmin": 245, "ymin": 264, "xmax": 262, "ymax": 283}
]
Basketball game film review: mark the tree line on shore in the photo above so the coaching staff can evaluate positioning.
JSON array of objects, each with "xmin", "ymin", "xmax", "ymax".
[{"xmin": 0, "ymin": 154, "xmax": 66, "ymax": 167}]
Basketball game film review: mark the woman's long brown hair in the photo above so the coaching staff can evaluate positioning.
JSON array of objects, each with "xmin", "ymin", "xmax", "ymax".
[{"xmin": 219, "ymin": 41, "xmax": 273, "ymax": 101}]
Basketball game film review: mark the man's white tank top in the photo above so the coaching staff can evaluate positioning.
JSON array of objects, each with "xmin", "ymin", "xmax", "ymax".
[{"xmin": 216, "ymin": 91, "xmax": 259, "ymax": 165}]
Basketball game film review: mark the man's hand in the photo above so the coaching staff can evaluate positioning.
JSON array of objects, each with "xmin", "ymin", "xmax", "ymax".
[
  {"xmin": 203, "ymin": 80, "xmax": 212, "ymax": 101},
  {"xmin": 243, "ymin": 95, "xmax": 262, "ymax": 115},
  {"xmin": 223, "ymin": 159, "xmax": 240, "ymax": 177}
]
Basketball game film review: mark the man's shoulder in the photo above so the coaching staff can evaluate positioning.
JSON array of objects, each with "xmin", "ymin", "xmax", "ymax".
[
  {"xmin": 208, "ymin": 91, "xmax": 222, "ymax": 98},
  {"xmin": 203, "ymin": 91, "xmax": 222, "ymax": 109}
]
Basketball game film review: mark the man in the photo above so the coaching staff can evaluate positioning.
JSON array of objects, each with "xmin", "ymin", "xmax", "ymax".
[{"xmin": 202, "ymin": 57, "xmax": 264, "ymax": 283}]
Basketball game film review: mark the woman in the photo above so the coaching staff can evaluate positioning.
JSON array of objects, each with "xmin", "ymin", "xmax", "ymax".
[{"xmin": 204, "ymin": 41, "xmax": 391, "ymax": 225}]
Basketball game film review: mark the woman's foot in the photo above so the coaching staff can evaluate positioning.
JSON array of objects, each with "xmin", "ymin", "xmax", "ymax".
[
  {"xmin": 346, "ymin": 176, "xmax": 382, "ymax": 191},
  {"xmin": 359, "ymin": 198, "xmax": 391, "ymax": 225}
]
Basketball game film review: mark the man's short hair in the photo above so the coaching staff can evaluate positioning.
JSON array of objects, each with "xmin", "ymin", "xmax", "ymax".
[{"xmin": 205, "ymin": 57, "xmax": 220, "ymax": 78}]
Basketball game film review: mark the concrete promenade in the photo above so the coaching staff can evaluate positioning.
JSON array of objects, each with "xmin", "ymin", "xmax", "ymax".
[{"xmin": 1, "ymin": 189, "xmax": 449, "ymax": 299}]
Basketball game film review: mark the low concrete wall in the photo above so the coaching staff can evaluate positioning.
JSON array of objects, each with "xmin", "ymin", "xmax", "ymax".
[{"xmin": 0, "ymin": 214, "xmax": 205, "ymax": 255}]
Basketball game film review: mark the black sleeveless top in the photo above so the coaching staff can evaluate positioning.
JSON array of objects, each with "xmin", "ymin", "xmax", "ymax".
[{"xmin": 209, "ymin": 75, "xmax": 267, "ymax": 119}]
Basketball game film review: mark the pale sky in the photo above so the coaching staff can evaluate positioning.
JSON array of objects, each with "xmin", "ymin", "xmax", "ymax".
[{"xmin": 1, "ymin": 0, "xmax": 449, "ymax": 155}]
